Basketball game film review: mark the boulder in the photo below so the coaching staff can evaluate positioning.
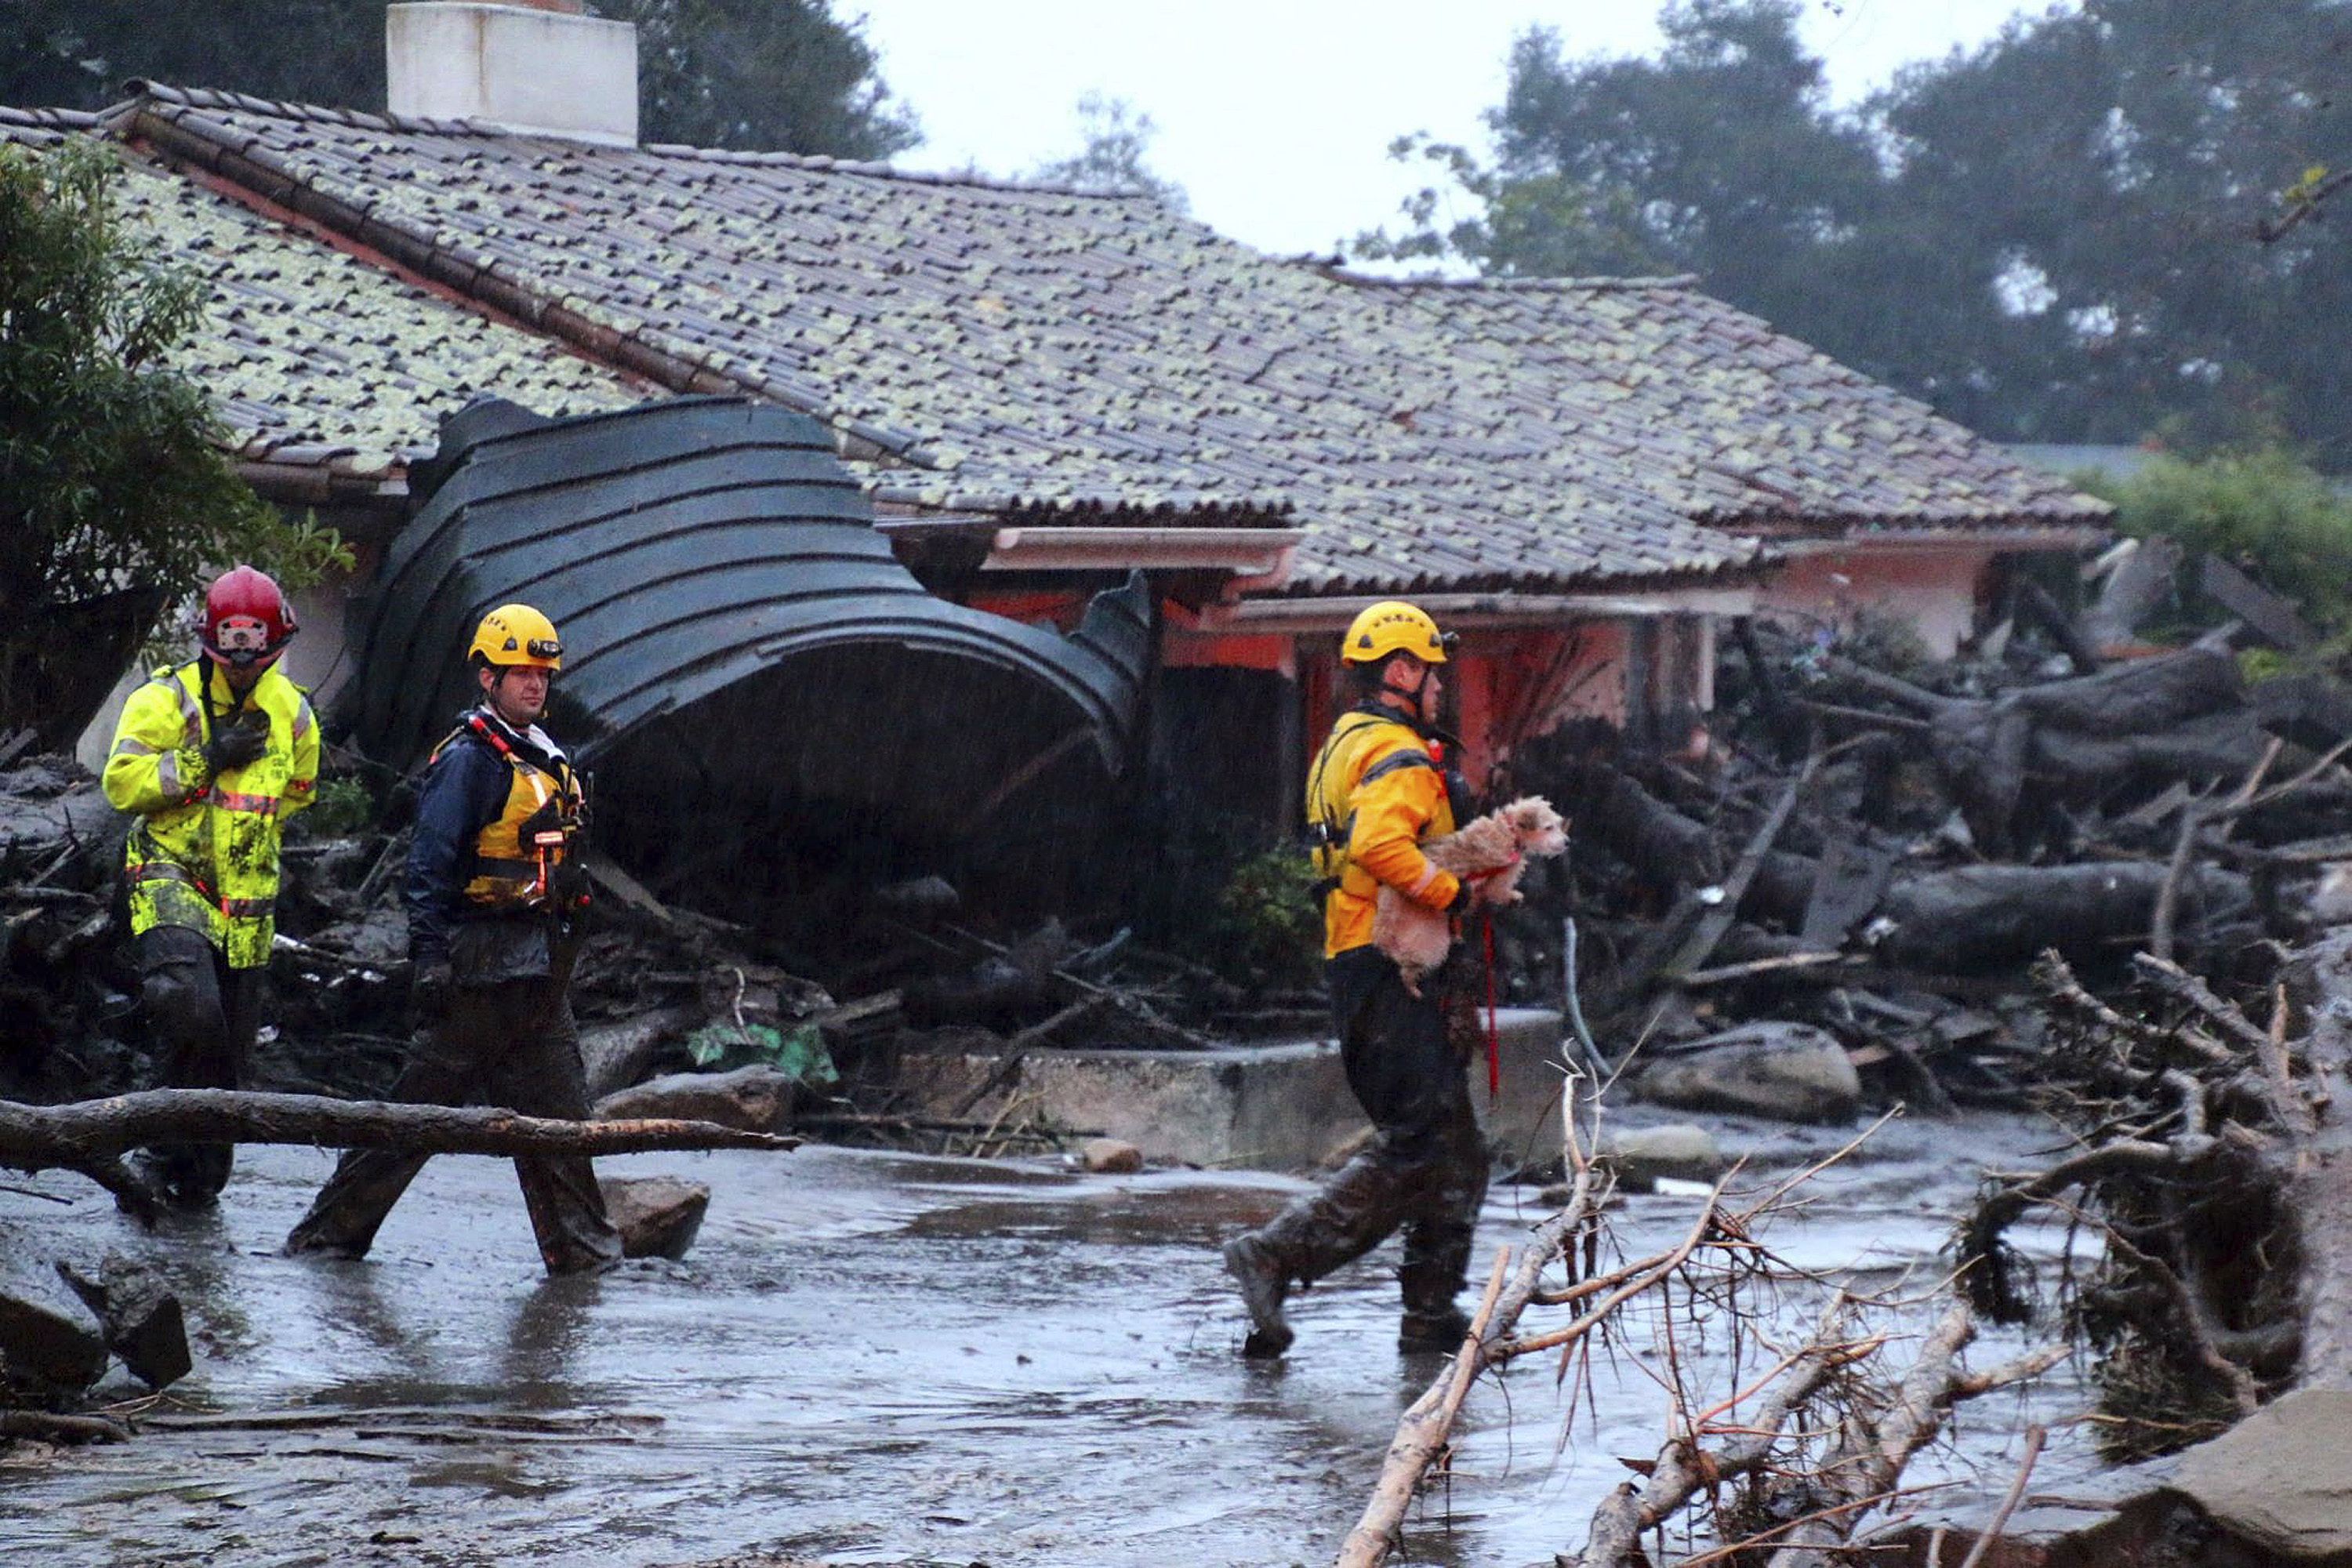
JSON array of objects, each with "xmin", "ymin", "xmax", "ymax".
[
  {"xmin": 1595, "ymin": 1123, "xmax": 1725, "ymax": 1190},
  {"xmin": 2173, "ymin": 1388, "xmax": 2352, "ymax": 1561},
  {"xmin": 598, "ymin": 1176, "xmax": 710, "ymax": 1261},
  {"xmin": 592, "ymin": 1063, "xmax": 797, "ymax": 1132},
  {"xmin": 1081, "ymin": 1138, "xmax": 1144, "ymax": 1174},
  {"xmin": 1631, "ymin": 1022, "xmax": 1860, "ymax": 1125},
  {"xmin": 0, "ymin": 1284, "xmax": 107, "ymax": 1399},
  {"xmin": 54, "ymin": 1253, "xmax": 191, "ymax": 1389}
]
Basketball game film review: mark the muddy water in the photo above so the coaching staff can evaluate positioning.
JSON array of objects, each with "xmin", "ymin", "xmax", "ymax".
[{"xmin": 0, "ymin": 1109, "xmax": 2096, "ymax": 1566}]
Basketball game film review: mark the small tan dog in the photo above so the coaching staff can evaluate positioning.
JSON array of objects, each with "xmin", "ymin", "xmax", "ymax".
[{"xmin": 1372, "ymin": 794, "xmax": 1569, "ymax": 996}]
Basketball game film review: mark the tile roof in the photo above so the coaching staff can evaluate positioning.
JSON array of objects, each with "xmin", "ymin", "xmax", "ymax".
[
  {"xmin": 1, "ymin": 105, "xmax": 644, "ymax": 481},
  {"xmin": 83, "ymin": 86, "xmax": 2104, "ymax": 592},
  {"xmin": 1352, "ymin": 276, "xmax": 2111, "ymax": 535}
]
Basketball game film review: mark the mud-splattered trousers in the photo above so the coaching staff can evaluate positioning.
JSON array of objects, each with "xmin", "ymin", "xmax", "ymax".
[
  {"xmin": 284, "ymin": 930, "xmax": 621, "ymax": 1275},
  {"xmin": 130, "ymin": 925, "xmax": 261, "ymax": 1203},
  {"xmin": 1236, "ymin": 945, "xmax": 1488, "ymax": 1325}
]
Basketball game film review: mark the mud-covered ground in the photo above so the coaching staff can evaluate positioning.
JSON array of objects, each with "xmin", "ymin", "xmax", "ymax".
[{"xmin": 0, "ymin": 1110, "xmax": 2095, "ymax": 1567}]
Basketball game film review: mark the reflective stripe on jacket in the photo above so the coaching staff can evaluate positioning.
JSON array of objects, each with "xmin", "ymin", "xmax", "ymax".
[
  {"xmin": 103, "ymin": 661, "xmax": 318, "ymax": 968},
  {"xmin": 1305, "ymin": 709, "xmax": 1459, "ymax": 960}
]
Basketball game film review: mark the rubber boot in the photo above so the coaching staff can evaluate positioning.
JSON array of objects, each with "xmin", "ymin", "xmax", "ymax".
[
  {"xmin": 1222, "ymin": 1233, "xmax": 1293, "ymax": 1358},
  {"xmin": 1397, "ymin": 1305, "xmax": 1473, "ymax": 1353}
]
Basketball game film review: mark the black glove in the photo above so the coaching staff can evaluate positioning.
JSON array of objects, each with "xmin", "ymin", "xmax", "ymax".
[
  {"xmin": 201, "ymin": 717, "xmax": 268, "ymax": 775},
  {"xmin": 411, "ymin": 956, "xmax": 452, "ymax": 1019}
]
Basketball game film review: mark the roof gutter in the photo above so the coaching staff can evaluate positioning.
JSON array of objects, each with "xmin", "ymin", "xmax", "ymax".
[
  {"xmin": 1203, "ymin": 583, "xmax": 1759, "ymax": 633},
  {"xmin": 982, "ymin": 526, "xmax": 1301, "ymax": 586},
  {"xmin": 1763, "ymin": 525, "xmax": 2111, "ymax": 556}
]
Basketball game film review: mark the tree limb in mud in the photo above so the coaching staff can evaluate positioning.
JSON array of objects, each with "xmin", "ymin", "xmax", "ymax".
[
  {"xmin": 1570, "ymin": 1301, "xmax": 1878, "ymax": 1568},
  {"xmin": 1334, "ymin": 1102, "xmax": 1613, "ymax": 1568},
  {"xmin": 1761, "ymin": 1308, "xmax": 2067, "ymax": 1567},
  {"xmin": 1962, "ymin": 940, "xmax": 2352, "ymax": 1457},
  {"xmin": 1561, "ymin": 1300, "xmax": 2063, "ymax": 1568},
  {"xmin": 0, "ymin": 1089, "xmax": 798, "ymax": 1220},
  {"xmin": 1338, "ymin": 1095, "xmax": 1880, "ymax": 1567},
  {"xmin": 0, "ymin": 1410, "xmax": 129, "ymax": 1445}
]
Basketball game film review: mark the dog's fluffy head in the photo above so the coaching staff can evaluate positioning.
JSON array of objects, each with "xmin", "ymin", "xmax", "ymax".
[{"xmin": 1497, "ymin": 795, "xmax": 1569, "ymax": 858}]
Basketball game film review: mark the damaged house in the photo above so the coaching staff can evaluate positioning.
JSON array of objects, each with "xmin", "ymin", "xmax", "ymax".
[{"xmin": 16, "ymin": 2, "xmax": 2104, "ymax": 890}]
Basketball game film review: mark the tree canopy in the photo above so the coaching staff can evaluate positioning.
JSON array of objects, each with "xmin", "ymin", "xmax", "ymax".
[
  {"xmin": 1360, "ymin": 0, "xmax": 2352, "ymax": 463},
  {"xmin": 0, "ymin": 0, "xmax": 919, "ymax": 158},
  {"xmin": 0, "ymin": 140, "xmax": 344, "ymax": 742},
  {"xmin": 1029, "ymin": 93, "xmax": 1189, "ymax": 211}
]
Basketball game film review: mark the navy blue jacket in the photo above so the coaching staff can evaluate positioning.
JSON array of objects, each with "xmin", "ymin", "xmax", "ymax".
[{"xmin": 404, "ymin": 721, "xmax": 526, "ymax": 970}]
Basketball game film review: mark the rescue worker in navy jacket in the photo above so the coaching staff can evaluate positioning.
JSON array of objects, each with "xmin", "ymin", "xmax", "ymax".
[
  {"xmin": 285, "ymin": 605, "xmax": 621, "ymax": 1273},
  {"xmin": 1221, "ymin": 601, "xmax": 1489, "ymax": 1357}
]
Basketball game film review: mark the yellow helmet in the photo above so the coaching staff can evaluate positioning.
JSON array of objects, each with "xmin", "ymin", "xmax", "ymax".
[
  {"xmin": 469, "ymin": 604, "xmax": 563, "ymax": 671},
  {"xmin": 1341, "ymin": 601, "xmax": 1450, "ymax": 665}
]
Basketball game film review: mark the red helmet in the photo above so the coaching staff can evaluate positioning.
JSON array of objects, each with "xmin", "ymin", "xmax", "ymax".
[{"xmin": 201, "ymin": 565, "xmax": 297, "ymax": 669}]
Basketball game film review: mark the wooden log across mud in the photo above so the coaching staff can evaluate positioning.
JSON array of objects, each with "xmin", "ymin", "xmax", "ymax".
[{"xmin": 0, "ymin": 1089, "xmax": 797, "ymax": 1221}]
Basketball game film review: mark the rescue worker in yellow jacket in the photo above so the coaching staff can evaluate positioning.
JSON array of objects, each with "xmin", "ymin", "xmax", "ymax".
[
  {"xmin": 103, "ymin": 564, "xmax": 318, "ymax": 1207},
  {"xmin": 1221, "ymin": 601, "xmax": 1489, "ymax": 1356},
  {"xmin": 285, "ymin": 605, "xmax": 620, "ymax": 1273}
]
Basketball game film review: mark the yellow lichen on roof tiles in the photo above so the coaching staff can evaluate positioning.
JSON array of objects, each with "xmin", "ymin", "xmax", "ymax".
[
  {"xmin": 1, "ymin": 139, "xmax": 645, "ymax": 476},
  {"xmin": 102, "ymin": 93, "xmax": 2104, "ymax": 584}
]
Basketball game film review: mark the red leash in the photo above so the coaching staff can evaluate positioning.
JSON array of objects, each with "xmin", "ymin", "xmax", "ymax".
[
  {"xmin": 1459, "ymin": 855, "xmax": 1520, "ymax": 1105},
  {"xmin": 1482, "ymin": 911, "xmax": 1501, "ymax": 1102}
]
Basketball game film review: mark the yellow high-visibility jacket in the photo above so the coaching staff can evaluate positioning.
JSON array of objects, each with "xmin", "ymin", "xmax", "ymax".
[
  {"xmin": 1305, "ymin": 708, "xmax": 1460, "ymax": 960},
  {"xmin": 103, "ymin": 660, "xmax": 318, "ymax": 968}
]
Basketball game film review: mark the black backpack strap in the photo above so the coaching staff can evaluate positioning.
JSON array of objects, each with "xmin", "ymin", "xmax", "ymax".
[{"xmin": 1358, "ymin": 747, "xmax": 1439, "ymax": 787}]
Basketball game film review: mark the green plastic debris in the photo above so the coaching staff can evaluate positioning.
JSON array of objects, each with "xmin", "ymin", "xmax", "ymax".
[{"xmin": 682, "ymin": 1019, "xmax": 837, "ymax": 1084}]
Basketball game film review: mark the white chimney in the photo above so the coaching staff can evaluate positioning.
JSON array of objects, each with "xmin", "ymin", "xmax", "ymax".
[{"xmin": 387, "ymin": 2, "xmax": 637, "ymax": 145}]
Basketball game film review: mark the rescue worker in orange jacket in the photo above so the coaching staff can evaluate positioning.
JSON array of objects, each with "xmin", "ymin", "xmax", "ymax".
[
  {"xmin": 1222, "ymin": 601, "xmax": 1490, "ymax": 1356},
  {"xmin": 285, "ymin": 605, "xmax": 620, "ymax": 1273},
  {"xmin": 103, "ymin": 565, "xmax": 318, "ymax": 1207}
]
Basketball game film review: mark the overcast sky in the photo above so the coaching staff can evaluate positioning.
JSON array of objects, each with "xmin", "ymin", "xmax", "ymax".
[{"xmin": 854, "ymin": 0, "xmax": 2057, "ymax": 260}]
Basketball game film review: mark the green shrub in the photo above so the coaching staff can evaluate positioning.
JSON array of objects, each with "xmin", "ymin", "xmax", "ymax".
[
  {"xmin": 1203, "ymin": 846, "xmax": 1325, "ymax": 993},
  {"xmin": 292, "ymin": 775, "xmax": 375, "ymax": 837},
  {"xmin": 2085, "ymin": 448, "xmax": 2352, "ymax": 642}
]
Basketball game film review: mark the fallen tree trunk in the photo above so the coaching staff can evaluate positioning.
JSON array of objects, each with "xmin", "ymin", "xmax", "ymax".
[
  {"xmin": 1926, "ymin": 634, "xmax": 2249, "ymax": 856},
  {"xmin": 2279, "ymin": 933, "xmax": 2352, "ymax": 1388},
  {"xmin": 1877, "ymin": 861, "xmax": 2252, "ymax": 973},
  {"xmin": 0, "ymin": 1089, "xmax": 797, "ymax": 1219},
  {"xmin": 1563, "ymin": 760, "xmax": 1819, "ymax": 924}
]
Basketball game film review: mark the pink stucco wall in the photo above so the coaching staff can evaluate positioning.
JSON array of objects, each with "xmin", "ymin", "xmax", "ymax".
[{"xmin": 1757, "ymin": 544, "xmax": 1998, "ymax": 659}]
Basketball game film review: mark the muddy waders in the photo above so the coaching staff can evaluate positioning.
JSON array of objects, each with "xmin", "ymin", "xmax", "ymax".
[
  {"xmin": 128, "ymin": 926, "xmax": 262, "ymax": 1206},
  {"xmin": 1225, "ymin": 945, "xmax": 1488, "ymax": 1356},
  {"xmin": 285, "ymin": 935, "xmax": 620, "ymax": 1274}
]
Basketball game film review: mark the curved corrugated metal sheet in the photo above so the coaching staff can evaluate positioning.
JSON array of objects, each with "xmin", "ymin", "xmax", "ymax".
[{"xmin": 352, "ymin": 396, "xmax": 1155, "ymax": 883}]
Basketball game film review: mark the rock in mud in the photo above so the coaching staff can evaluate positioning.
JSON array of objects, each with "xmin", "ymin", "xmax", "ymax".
[
  {"xmin": 593, "ymin": 1064, "xmax": 797, "ymax": 1131},
  {"xmin": 599, "ymin": 1176, "xmax": 710, "ymax": 1261},
  {"xmin": 54, "ymin": 1252, "xmax": 191, "ymax": 1389},
  {"xmin": 1630, "ymin": 1022, "xmax": 1860, "ymax": 1124},
  {"xmin": 1080, "ymin": 1138, "xmax": 1143, "ymax": 1174},
  {"xmin": 2173, "ymin": 1388, "xmax": 2352, "ymax": 1560},
  {"xmin": 0, "ymin": 1283, "xmax": 107, "ymax": 1398},
  {"xmin": 1596, "ymin": 1123, "xmax": 1725, "ymax": 1190}
]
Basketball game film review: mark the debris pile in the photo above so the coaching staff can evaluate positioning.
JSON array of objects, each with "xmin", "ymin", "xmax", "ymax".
[
  {"xmin": 1501, "ymin": 612, "xmax": 2352, "ymax": 1112},
  {"xmin": 0, "ymin": 738, "xmax": 1225, "ymax": 1162},
  {"xmin": 1962, "ymin": 937, "xmax": 2352, "ymax": 1460}
]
